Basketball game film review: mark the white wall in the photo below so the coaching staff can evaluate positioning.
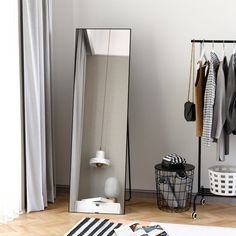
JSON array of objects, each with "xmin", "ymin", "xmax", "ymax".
[
  {"xmin": 72, "ymin": 0, "xmax": 236, "ymax": 192},
  {"xmin": 0, "ymin": 0, "xmax": 23, "ymax": 215},
  {"xmin": 51, "ymin": 0, "xmax": 74, "ymax": 185},
  {"xmin": 51, "ymin": 0, "xmax": 236, "ymax": 190}
]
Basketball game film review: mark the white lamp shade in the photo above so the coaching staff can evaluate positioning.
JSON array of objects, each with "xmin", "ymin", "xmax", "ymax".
[
  {"xmin": 89, "ymin": 150, "xmax": 110, "ymax": 168},
  {"xmin": 104, "ymin": 177, "xmax": 120, "ymax": 198}
]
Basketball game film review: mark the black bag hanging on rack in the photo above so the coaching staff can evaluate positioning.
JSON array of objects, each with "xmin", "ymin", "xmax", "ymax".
[{"xmin": 184, "ymin": 42, "xmax": 196, "ymax": 122}]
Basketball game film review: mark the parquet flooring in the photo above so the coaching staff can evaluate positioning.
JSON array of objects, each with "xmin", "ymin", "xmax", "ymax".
[{"xmin": 1, "ymin": 192, "xmax": 236, "ymax": 235}]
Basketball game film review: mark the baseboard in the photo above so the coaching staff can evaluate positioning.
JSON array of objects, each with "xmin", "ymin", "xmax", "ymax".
[
  {"xmin": 126, "ymin": 189, "xmax": 156, "ymax": 198},
  {"xmin": 57, "ymin": 186, "xmax": 236, "ymax": 204},
  {"xmin": 56, "ymin": 184, "xmax": 70, "ymax": 193},
  {"xmin": 199, "ymin": 195, "xmax": 236, "ymax": 204},
  {"xmin": 126, "ymin": 189, "xmax": 236, "ymax": 203},
  {"xmin": 56, "ymin": 186, "xmax": 156, "ymax": 197}
]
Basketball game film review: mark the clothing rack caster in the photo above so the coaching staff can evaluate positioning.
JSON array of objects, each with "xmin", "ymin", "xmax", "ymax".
[{"xmin": 191, "ymin": 186, "xmax": 206, "ymax": 219}]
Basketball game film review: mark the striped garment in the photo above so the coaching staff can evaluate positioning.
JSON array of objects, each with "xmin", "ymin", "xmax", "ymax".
[
  {"xmin": 202, "ymin": 52, "xmax": 220, "ymax": 146},
  {"xmin": 162, "ymin": 153, "xmax": 186, "ymax": 164},
  {"xmin": 65, "ymin": 218, "xmax": 122, "ymax": 236}
]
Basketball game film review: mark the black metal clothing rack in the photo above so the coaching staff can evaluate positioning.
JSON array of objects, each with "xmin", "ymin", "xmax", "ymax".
[
  {"xmin": 190, "ymin": 39, "xmax": 236, "ymax": 219},
  {"xmin": 191, "ymin": 39, "xmax": 236, "ymax": 43}
]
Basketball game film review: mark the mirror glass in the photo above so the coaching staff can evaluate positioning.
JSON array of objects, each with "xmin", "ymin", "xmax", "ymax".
[{"xmin": 69, "ymin": 29, "xmax": 131, "ymax": 214}]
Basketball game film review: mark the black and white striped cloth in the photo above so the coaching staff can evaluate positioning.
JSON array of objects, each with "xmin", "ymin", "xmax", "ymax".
[
  {"xmin": 64, "ymin": 217, "xmax": 122, "ymax": 236},
  {"xmin": 162, "ymin": 153, "xmax": 186, "ymax": 165},
  {"xmin": 202, "ymin": 52, "xmax": 220, "ymax": 146}
]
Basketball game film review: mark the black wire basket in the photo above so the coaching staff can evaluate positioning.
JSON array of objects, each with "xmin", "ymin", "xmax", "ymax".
[{"xmin": 155, "ymin": 164, "xmax": 195, "ymax": 212}]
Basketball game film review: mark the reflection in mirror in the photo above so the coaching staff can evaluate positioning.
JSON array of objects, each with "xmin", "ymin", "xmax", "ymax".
[{"xmin": 69, "ymin": 29, "xmax": 131, "ymax": 214}]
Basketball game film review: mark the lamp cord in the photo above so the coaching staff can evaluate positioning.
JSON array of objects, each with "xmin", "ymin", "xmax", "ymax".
[{"xmin": 100, "ymin": 30, "xmax": 111, "ymax": 150}]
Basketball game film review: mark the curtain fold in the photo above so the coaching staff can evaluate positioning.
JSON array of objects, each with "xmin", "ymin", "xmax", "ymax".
[
  {"xmin": 69, "ymin": 30, "xmax": 88, "ymax": 212},
  {"xmin": 22, "ymin": 0, "xmax": 55, "ymax": 212},
  {"xmin": 43, "ymin": 0, "xmax": 55, "ymax": 203}
]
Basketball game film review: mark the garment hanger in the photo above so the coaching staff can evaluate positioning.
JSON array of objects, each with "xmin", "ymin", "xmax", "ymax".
[
  {"xmin": 199, "ymin": 40, "xmax": 207, "ymax": 62},
  {"xmin": 211, "ymin": 40, "xmax": 215, "ymax": 53},
  {"xmin": 233, "ymin": 41, "xmax": 236, "ymax": 66},
  {"xmin": 222, "ymin": 41, "xmax": 225, "ymax": 60}
]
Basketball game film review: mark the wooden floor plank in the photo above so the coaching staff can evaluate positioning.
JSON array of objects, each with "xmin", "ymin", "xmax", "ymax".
[{"xmin": 1, "ymin": 192, "xmax": 236, "ymax": 235}]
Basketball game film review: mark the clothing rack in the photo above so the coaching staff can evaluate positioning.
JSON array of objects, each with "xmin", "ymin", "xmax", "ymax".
[
  {"xmin": 191, "ymin": 39, "xmax": 236, "ymax": 43},
  {"xmin": 190, "ymin": 39, "xmax": 236, "ymax": 219}
]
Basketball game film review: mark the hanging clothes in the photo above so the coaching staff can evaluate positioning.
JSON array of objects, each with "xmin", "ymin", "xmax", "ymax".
[
  {"xmin": 222, "ymin": 57, "xmax": 230, "ymax": 155},
  {"xmin": 195, "ymin": 61, "xmax": 208, "ymax": 137},
  {"xmin": 202, "ymin": 52, "xmax": 220, "ymax": 146},
  {"xmin": 225, "ymin": 54, "xmax": 236, "ymax": 135},
  {"xmin": 211, "ymin": 57, "xmax": 228, "ymax": 161}
]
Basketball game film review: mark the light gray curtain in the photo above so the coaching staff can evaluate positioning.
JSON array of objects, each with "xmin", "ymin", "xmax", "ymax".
[
  {"xmin": 22, "ymin": 0, "xmax": 55, "ymax": 212},
  {"xmin": 69, "ymin": 30, "xmax": 88, "ymax": 212}
]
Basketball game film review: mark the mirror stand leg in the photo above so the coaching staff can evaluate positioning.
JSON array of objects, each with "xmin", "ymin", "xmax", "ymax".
[{"xmin": 126, "ymin": 120, "xmax": 132, "ymax": 201}]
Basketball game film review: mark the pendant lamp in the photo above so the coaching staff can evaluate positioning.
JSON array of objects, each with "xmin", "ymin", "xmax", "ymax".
[{"xmin": 90, "ymin": 30, "xmax": 111, "ymax": 168}]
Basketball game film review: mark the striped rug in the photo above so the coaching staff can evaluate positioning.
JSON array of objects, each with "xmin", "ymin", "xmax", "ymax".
[{"xmin": 64, "ymin": 218, "xmax": 122, "ymax": 236}]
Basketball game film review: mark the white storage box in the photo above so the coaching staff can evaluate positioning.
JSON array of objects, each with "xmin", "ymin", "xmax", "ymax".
[
  {"xmin": 208, "ymin": 165, "xmax": 236, "ymax": 196},
  {"xmin": 75, "ymin": 200, "xmax": 121, "ymax": 214}
]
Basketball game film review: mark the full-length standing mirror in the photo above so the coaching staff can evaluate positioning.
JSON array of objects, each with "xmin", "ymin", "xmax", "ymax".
[{"xmin": 69, "ymin": 28, "xmax": 131, "ymax": 214}]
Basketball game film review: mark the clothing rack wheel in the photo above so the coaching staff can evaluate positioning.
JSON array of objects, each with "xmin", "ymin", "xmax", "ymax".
[
  {"xmin": 200, "ymin": 198, "xmax": 206, "ymax": 205},
  {"xmin": 190, "ymin": 39, "xmax": 236, "ymax": 219},
  {"xmin": 192, "ymin": 211, "xmax": 197, "ymax": 219}
]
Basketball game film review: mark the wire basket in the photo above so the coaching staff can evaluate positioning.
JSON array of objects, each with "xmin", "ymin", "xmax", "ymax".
[
  {"xmin": 155, "ymin": 164, "xmax": 195, "ymax": 213},
  {"xmin": 208, "ymin": 165, "xmax": 236, "ymax": 196}
]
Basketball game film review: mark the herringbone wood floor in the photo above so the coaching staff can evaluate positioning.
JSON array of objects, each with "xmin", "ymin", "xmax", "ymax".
[{"xmin": 1, "ymin": 192, "xmax": 236, "ymax": 235}]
